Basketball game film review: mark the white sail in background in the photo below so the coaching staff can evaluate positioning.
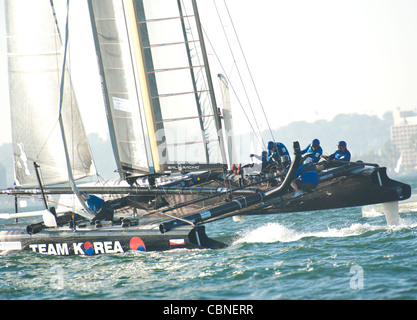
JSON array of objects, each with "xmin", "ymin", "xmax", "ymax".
[
  {"xmin": 394, "ymin": 155, "xmax": 402, "ymax": 173},
  {"xmin": 5, "ymin": 0, "xmax": 95, "ymax": 187},
  {"xmin": 88, "ymin": 0, "xmax": 227, "ymax": 176},
  {"xmin": 218, "ymin": 74, "xmax": 237, "ymax": 168}
]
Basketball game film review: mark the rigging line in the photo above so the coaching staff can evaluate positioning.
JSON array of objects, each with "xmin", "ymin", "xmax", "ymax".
[
  {"xmin": 34, "ymin": 119, "xmax": 60, "ymax": 161},
  {"xmin": 202, "ymin": 28, "xmax": 264, "ymax": 149},
  {"xmin": 180, "ymin": 0, "xmax": 210, "ymax": 100},
  {"xmin": 56, "ymin": 1, "xmax": 100, "ymax": 179},
  {"xmin": 49, "ymin": 1, "xmax": 77, "ymax": 170},
  {"xmin": 95, "ymin": 172, "xmax": 110, "ymax": 186},
  {"xmin": 49, "ymin": 0, "xmax": 62, "ymax": 43},
  {"xmin": 212, "ymin": 0, "xmax": 265, "ymax": 147},
  {"xmin": 65, "ymin": 19, "xmax": 77, "ymax": 178},
  {"xmin": 57, "ymin": 0, "xmax": 70, "ymax": 116},
  {"xmin": 222, "ymin": 0, "xmax": 275, "ymax": 144},
  {"xmin": 181, "ymin": 0, "xmax": 220, "ymax": 159},
  {"xmin": 50, "ymin": 0, "xmax": 64, "ymax": 98},
  {"xmin": 35, "ymin": 2, "xmax": 63, "ymax": 161},
  {"xmin": 50, "ymin": 0, "xmax": 62, "ymax": 83}
]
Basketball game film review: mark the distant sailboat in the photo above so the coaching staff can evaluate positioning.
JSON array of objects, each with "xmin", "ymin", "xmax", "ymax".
[
  {"xmin": 394, "ymin": 155, "xmax": 402, "ymax": 173},
  {"xmin": 0, "ymin": 0, "xmax": 411, "ymax": 256}
]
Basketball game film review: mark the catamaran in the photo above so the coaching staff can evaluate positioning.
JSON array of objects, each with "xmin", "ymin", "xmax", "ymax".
[{"xmin": 0, "ymin": 0, "xmax": 411, "ymax": 256}]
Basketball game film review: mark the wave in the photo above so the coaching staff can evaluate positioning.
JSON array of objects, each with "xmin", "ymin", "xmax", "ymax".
[{"xmin": 233, "ymin": 219, "xmax": 417, "ymax": 245}]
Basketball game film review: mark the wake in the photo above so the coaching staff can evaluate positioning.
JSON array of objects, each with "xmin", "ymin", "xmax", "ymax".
[{"xmin": 233, "ymin": 219, "xmax": 417, "ymax": 245}]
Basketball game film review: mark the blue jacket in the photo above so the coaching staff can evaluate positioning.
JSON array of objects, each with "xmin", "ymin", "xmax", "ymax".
[
  {"xmin": 295, "ymin": 163, "xmax": 318, "ymax": 185},
  {"xmin": 267, "ymin": 142, "xmax": 291, "ymax": 162},
  {"xmin": 329, "ymin": 149, "xmax": 351, "ymax": 162},
  {"xmin": 301, "ymin": 144, "xmax": 323, "ymax": 163},
  {"xmin": 86, "ymin": 195, "xmax": 105, "ymax": 212}
]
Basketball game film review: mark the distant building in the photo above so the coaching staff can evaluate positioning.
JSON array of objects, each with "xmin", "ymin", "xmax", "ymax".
[
  {"xmin": 0, "ymin": 164, "xmax": 6, "ymax": 188},
  {"xmin": 390, "ymin": 109, "xmax": 417, "ymax": 173}
]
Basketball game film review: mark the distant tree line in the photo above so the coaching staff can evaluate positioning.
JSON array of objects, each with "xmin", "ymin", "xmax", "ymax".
[{"xmin": 239, "ymin": 112, "xmax": 398, "ymax": 169}]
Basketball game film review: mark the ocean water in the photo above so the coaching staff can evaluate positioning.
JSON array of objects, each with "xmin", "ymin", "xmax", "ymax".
[{"xmin": 0, "ymin": 175, "xmax": 416, "ymax": 301}]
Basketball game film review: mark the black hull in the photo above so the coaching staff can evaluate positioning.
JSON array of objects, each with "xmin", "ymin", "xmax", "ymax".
[
  {"xmin": 279, "ymin": 166, "xmax": 410, "ymax": 213},
  {"xmin": 0, "ymin": 224, "xmax": 226, "ymax": 256},
  {"xmin": 160, "ymin": 164, "xmax": 412, "ymax": 230},
  {"xmin": 232, "ymin": 166, "xmax": 411, "ymax": 216},
  {"xmin": 0, "ymin": 163, "xmax": 411, "ymax": 256}
]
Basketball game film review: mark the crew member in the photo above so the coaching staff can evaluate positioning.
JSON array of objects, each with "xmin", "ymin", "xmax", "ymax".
[
  {"xmin": 301, "ymin": 139, "xmax": 323, "ymax": 163},
  {"xmin": 266, "ymin": 141, "xmax": 291, "ymax": 168},
  {"xmin": 82, "ymin": 192, "xmax": 113, "ymax": 223},
  {"xmin": 82, "ymin": 192, "xmax": 169, "ymax": 224},
  {"xmin": 317, "ymin": 141, "xmax": 351, "ymax": 170},
  {"xmin": 82, "ymin": 192, "xmax": 105, "ymax": 213},
  {"xmin": 250, "ymin": 151, "xmax": 268, "ymax": 162},
  {"xmin": 291, "ymin": 157, "xmax": 318, "ymax": 197}
]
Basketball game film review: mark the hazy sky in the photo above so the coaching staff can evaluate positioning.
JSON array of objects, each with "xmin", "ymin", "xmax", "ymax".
[{"xmin": 1, "ymin": 0, "xmax": 417, "ymax": 147}]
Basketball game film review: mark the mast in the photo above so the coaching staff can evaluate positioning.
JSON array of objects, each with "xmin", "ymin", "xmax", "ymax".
[
  {"xmin": 57, "ymin": 1, "xmax": 94, "ymax": 220},
  {"xmin": 191, "ymin": 0, "xmax": 227, "ymax": 165},
  {"xmin": 177, "ymin": 1, "xmax": 210, "ymax": 164},
  {"xmin": 124, "ymin": 0, "xmax": 161, "ymax": 173}
]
